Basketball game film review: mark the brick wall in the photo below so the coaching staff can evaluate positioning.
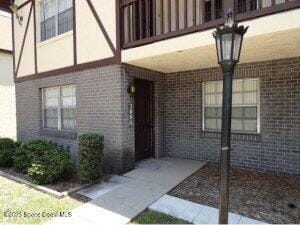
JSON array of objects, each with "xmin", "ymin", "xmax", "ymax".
[
  {"xmin": 165, "ymin": 57, "xmax": 300, "ymax": 175},
  {"xmin": 15, "ymin": 57, "xmax": 300, "ymax": 175},
  {"xmin": 15, "ymin": 63, "xmax": 166, "ymax": 174},
  {"xmin": 16, "ymin": 65, "xmax": 125, "ymax": 173}
]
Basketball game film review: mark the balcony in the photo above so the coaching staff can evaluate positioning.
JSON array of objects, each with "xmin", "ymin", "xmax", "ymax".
[{"xmin": 121, "ymin": 0, "xmax": 299, "ymax": 49}]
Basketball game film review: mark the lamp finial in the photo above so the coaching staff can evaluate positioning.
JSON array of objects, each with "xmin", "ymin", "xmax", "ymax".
[{"xmin": 225, "ymin": 9, "xmax": 234, "ymax": 27}]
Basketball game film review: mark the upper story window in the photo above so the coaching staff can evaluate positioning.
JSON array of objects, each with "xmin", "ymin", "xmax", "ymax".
[
  {"xmin": 203, "ymin": 78, "xmax": 260, "ymax": 134},
  {"xmin": 42, "ymin": 85, "xmax": 76, "ymax": 131},
  {"xmin": 40, "ymin": 0, "xmax": 73, "ymax": 42}
]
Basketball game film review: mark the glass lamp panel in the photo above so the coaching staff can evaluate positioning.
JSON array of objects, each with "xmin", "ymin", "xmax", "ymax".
[
  {"xmin": 233, "ymin": 33, "xmax": 242, "ymax": 60},
  {"xmin": 222, "ymin": 33, "xmax": 233, "ymax": 60},
  {"xmin": 216, "ymin": 36, "xmax": 221, "ymax": 62}
]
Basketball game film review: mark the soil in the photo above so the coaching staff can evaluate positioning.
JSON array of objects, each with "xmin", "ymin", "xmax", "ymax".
[
  {"xmin": 0, "ymin": 167, "xmax": 81, "ymax": 193},
  {"xmin": 169, "ymin": 164, "xmax": 300, "ymax": 224}
]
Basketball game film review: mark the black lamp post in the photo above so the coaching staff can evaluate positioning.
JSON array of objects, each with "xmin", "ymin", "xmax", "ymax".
[{"xmin": 213, "ymin": 10, "xmax": 248, "ymax": 224}]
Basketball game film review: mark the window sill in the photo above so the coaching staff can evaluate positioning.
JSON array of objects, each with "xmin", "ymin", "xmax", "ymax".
[
  {"xmin": 37, "ymin": 31, "xmax": 73, "ymax": 48},
  {"xmin": 201, "ymin": 130, "xmax": 262, "ymax": 142},
  {"xmin": 39, "ymin": 128, "xmax": 77, "ymax": 140}
]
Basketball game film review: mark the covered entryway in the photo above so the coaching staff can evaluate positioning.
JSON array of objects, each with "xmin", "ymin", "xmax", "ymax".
[{"xmin": 134, "ymin": 78, "xmax": 154, "ymax": 162}]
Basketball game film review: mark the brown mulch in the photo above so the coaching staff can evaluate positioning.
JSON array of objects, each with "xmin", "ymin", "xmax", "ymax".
[
  {"xmin": 0, "ymin": 167, "xmax": 81, "ymax": 193},
  {"xmin": 169, "ymin": 164, "xmax": 300, "ymax": 224}
]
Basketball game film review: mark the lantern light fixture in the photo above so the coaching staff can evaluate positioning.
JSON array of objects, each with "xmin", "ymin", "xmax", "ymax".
[
  {"xmin": 9, "ymin": 0, "xmax": 23, "ymax": 26},
  {"xmin": 213, "ymin": 10, "xmax": 248, "ymax": 73}
]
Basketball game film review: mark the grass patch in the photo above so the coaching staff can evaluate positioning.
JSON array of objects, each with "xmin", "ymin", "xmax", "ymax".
[
  {"xmin": 0, "ymin": 176, "xmax": 82, "ymax": 224},
  {"xmin": 132, "ymin": 210, "xmax": 191, "ymax": 224}
]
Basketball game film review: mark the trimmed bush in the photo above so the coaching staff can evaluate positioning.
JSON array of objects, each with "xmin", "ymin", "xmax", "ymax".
[
  {"xmin": 0, "ymin": 138, "xmax": 16, "ymax": 167},
  {"xmin": 14, "ymin": 140, "xmax": 72, "ymax": 184},
  {"xmin": 78, "ymin": 133, "xmax": 104, "ymax": 184}
]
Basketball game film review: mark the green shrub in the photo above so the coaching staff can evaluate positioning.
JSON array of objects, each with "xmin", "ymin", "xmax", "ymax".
[
  {"xmin": 14, "ymin": 140, "xmax": 72, "ymax": 184},
  {"xmin": 0, "ymin": 138, "xmax": 16, "ymax": 167},
  {"xmin": 78, "ymin": 133, "xmax": 104, "ymax": 184}
]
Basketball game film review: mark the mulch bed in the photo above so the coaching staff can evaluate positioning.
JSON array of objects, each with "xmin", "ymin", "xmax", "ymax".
[
  {"xmin": 169, "ymin": 164, "xmax": 300, "ymax": 224},
  {"xmin": 0, "ymin": 167, "xmax": 80, "ymax": 193}
]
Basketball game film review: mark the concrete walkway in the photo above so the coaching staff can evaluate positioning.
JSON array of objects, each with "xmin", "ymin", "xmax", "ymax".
[
  {"xmin": 46, "ymin": 157, "xmax": 205, "ymax": 225},
  {"xmin": 149, "ymin": 194, "xmax": 269, "ymax": 224}
]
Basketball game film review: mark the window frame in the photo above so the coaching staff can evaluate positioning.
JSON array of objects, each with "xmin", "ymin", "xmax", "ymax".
[
  {"xmin": 42, "ymin": 84, "xmax": 76, "ymax": 131},
  {"xmin": 202, "ymin": 78, "xmax": 260, "ymax": 134},
  {"xmin": 40, "ymin": 0, "xmax": 73, "ymax": 42}
]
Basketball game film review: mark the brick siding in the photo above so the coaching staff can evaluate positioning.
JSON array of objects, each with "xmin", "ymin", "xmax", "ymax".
[
  {"xmin": 15, "ymin": 57, "xmax": 300, "ymax": 175},
  {"xmin": 165, "ymin": 57, "xmax": 300, "ymax": 175}
]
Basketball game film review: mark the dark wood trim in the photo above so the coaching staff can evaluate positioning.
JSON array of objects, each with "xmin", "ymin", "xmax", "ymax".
[
  {"xmin": 86, "ymin": 0, "xmax": 117, "ymax": 55},
  {"xmin": 15, "ymin": 56, "xmax": 120, "ymax": 83},
  {"xmin": 33, "ymin": 0, "xmax": 37, "ymax": 74},
  {"xmin": 116, "ymin": 0, "xmax": 121, "ymax": 57},
  {"xmin": 72, "ymin": 0, "xmax": 77, "ymax": 65},
  {"xmin": 15, "ymin": 2, "xmax": 33, "ymax": 77},
  {"xmin": 17, "ymin": 0, "xmax": 31, "ymax": 10},
  {"xmin": 123, "ymin": 18, "xmax": 224, "ymax": 49},
  {"xmin": 0, "ymin": 48, "xmax": 12, "ymax": 54}
]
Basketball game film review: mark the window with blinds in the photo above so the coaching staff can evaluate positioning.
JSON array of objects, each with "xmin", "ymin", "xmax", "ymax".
[
  {"xmin": 203, "ymin": 78, "xmax": 260, "ymax": 133},
  {"xmin": 40, "ymin": 0, "xmax": 73, "ymax": 42},
  {"xmin": 43, "ymin": 85, "xmax": 76, "ymax": 131}
]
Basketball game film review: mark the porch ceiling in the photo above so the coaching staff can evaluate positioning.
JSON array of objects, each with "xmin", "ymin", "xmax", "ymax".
[{"xmin": 122, "ymin": 28, "xmax": 300, "ymax": 73}]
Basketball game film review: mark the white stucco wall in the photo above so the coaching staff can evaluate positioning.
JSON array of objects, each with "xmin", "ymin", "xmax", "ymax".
[
  {"xmin": 0, "ymin": 52, "xmax": 16, "ymax": 139},
  {"xmin": 0, "ymin": 11, "xmax": 12, "ymax": 51}
]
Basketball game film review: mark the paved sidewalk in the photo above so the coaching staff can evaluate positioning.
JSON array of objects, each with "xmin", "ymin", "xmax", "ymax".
[
  {"xmin": 46, "ymin": 157, "xmax": 205, "ymax": 225},
  {"xmin": 149, "ymin": 194, "xmax": 269, "ymax": 224}
]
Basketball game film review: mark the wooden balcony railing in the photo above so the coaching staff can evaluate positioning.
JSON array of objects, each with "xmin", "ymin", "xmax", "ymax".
[{"xmin": 121, "ymin": 0, "xmax": 299, "ymax": 49}]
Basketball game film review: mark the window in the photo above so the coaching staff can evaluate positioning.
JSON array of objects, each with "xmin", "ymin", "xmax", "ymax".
[
  {"xmin": 237, "ymin": 0, "xmax": 247, "ymax": 14},
  {"xmin": 204, "ymin": 0, "xmax": 212, "ymax": 22},
  {"xmin": 203, "ymin": 78, "xmax": 260, "ymax": 133},
  {"xmin": 42, "ymin": 85, "xmax": 76, "ymax": 131},
  {"xmin": 40, "ymin": 0, "xmax": 73, "ymax": 42}
]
